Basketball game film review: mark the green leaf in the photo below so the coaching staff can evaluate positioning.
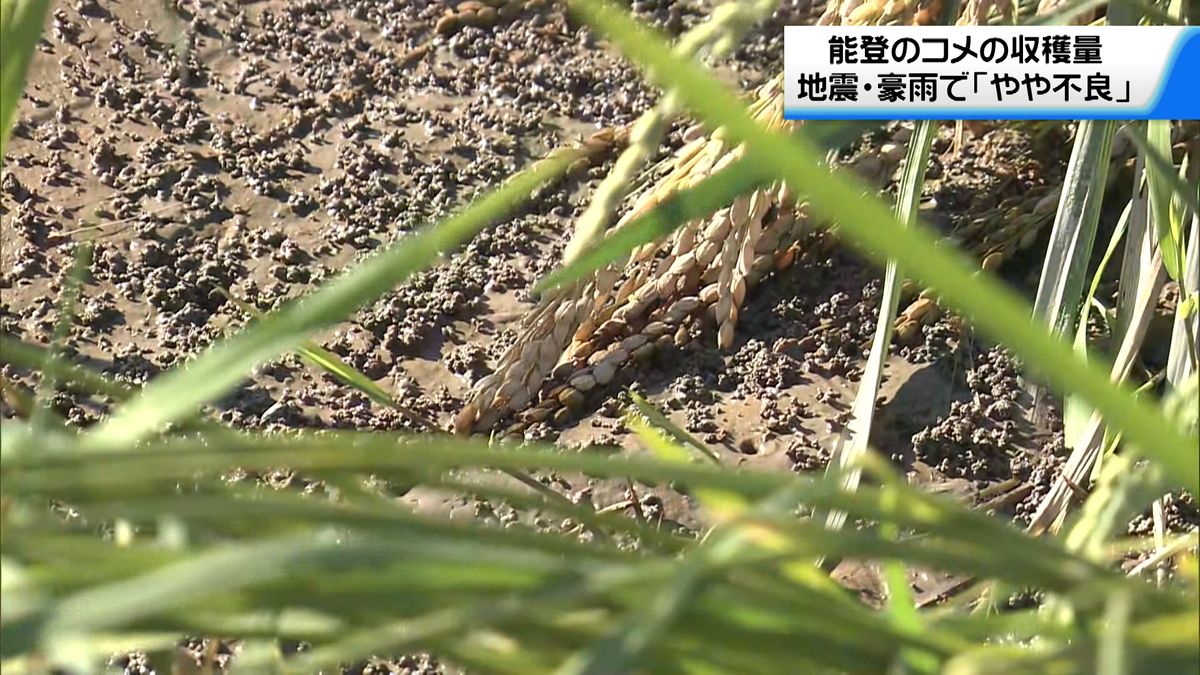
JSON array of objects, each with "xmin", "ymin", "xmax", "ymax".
[
  {"xmin": 0, "ymin": 0, "xmax": 51, "ymax": 161},
  {"xmin": 1031, "ymin": 120, "xmax": 1114, "ymax": 340},
  {"xmin": 1064, "ymin": 197, "xmax": 1134, "ymax": 447},
  {"xmin": 825, "ymin": 119, "xmax": 936, "ymax": 537},
  {"xmin": 221, "ymin": 290, "xmax": 440, "ymax": 429},
  {"xmin": 626, "ymin": 390, "xmax": 719, "ymax": 464},
  {"xmin": 1127, "ymin": 122, "xmax": 1196, "ymax": 281}
]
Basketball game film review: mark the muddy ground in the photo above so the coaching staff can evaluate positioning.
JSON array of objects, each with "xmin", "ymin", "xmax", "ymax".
[{"xmin": 1, "ymin": 0, "xmax": 1196, "ymax": 672}]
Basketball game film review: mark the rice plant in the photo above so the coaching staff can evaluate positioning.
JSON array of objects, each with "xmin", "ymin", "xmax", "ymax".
[{"xmin": 1, "ymin": 0, "xmax": 1197, "ymax": 673}]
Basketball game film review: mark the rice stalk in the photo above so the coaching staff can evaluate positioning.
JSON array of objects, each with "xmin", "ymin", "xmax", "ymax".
[
  {"xmin": 466, "ymin": 0, "xmax": 1145, "ymax": 437},
  {"xmin": 561, "ymin": 0, "xmax": 779, "ymax": 266},
  {"xmin": 1027, "ymin": 248, "xmax": 1166, "ymax": 535},
  {"xmin": 820, "ymin": 0, "xmax": 949, "ymax": 600},
  {"xmin": 823, "ymin": 119, "xmax": 937, "ymax": 539},
  {"xmin": 481, "ymin": 80, "xmax": 900, "ymax": 437},
  {"xmin": 1027, "ymin": 120, "xmax": 1115, "ymax": 419},
  {"xmin": 1156, "ymin": 141, "xmax": 1196, "ymax": 589},
  {"xmin": 465, "ymin": 0, "xmax": 968, "ymax": 436},
  {"xmin": 467, "ymin": 81, "xmax": 796, "ymax": 434},
  {"xmin": 1063, "ymin": 199, "xmax": 1134, "ymax": 448},
  {"xmin": 1166, "ymin": 214, "xmax": 1198, "ymax": 387},
  {"xmin": 1030, "ymin": 119, "xmax": 1116, "ymax": 338},
  {"xmin": 1031, "ymin": 117, "xmax": 1194, "ymax": 533},
  {"xmin": 457, "ymin": 0, "xmax": 781, "ymax": 434},
  {"xmin": 1135, "ymin": 121, "xmax": 1189, "ymax": 281},
  {"xmin": 1126, "ymin": 529, "xmax": 1199, "ymax": 578}
]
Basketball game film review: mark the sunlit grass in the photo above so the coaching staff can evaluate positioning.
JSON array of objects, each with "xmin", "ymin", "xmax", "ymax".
[{"xmin": 1, "ymin": 0, "xmax": 1197, "ymax": 673}]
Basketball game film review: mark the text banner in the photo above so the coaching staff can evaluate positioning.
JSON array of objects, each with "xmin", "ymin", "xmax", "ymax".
[{"xmin": 784, "ymin": 26, "xmax": 1199, "ymax": 120}]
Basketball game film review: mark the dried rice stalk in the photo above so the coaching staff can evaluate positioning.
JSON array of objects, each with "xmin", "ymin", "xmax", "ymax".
[
  {"xmin": 459, "ymin": 77, "xmax": 812, "ymax": 435},
  {"xmin": 459, "ymin": 5, "xmax": 948, "ymax": 435},
  {"xmin": 893, "ymin": 183, "xmax": 1063, "ymax": 340},
  {"xmin": 460, "ymin": 0, "xmax": 1112, "ymax": 436},
  {"xmin": 820, "ymin": 0, "xmax": 946, "ymax": 26},
  {"xmin": 456, "ymin": 0, "xmax": 777, "ymax": 434},
  {"xmin": 454, "ymin": 128, "xmax": 629, "ymax": 435},
  {"xmin": 468, "ymin": 13, "xmax": 895, "ymax": 436}
]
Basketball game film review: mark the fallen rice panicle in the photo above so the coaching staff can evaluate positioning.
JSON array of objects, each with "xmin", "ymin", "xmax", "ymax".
[{"xmin": 457, "ymin": 0, "xmax": 1136, "ymax": 436}]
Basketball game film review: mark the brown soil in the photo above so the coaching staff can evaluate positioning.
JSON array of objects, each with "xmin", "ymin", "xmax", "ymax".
[{"xmin": 3, "ymin": 0, "xmax": 1194, "ymax": 672}]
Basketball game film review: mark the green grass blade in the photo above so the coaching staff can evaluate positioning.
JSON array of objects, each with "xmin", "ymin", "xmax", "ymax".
[
  {"xmin": 8, "ymin": 427, "xmax": 1188, "ymax": 671},
  {"xmin": 1162, "ymin": 373, "xmax": 1198, "ymax": 441},
  {"xmin": 84, "ymin": 143, "xmax": 590, "ymax": 447},
  {"xmin": 836, "ymin": 118, "xmax": 939, "ymax": 675},
  {"xmin": 1166, "ymin": 216, "xmax": 1198, "ymax": 387},
  {"xmin": 554, "ymin": 555, "xmax": 706, "ymax": 675},
  {"xmin": 267, "ymin": 561, "xmax": 662, "ymax": 673},
  {"xmin": 825, "ymin": 119, "xmax": 936, "ymax": 535},
  {"xmin": 1065, "ymin": 200, "xmax": 1134, "ymax": 447},
  {"xmin": 1127, "ymin": 122, "xmax": 1196, "ymax": 281},
  {"xmin": 1031, "ymin": 120, "xmax": 1114, "ymax": 340},
  {"xmin": 626, "ymin": 391, "xmax": 719, "ymax": 464},
  {"xmin": 882, "ymin": 525, "xmax": 939, "ymax": 674},
  {"xmin": 1115, "ymin": 152, "xmax": 1154, "ymax": 343},
  {"xmin": 1027, "ymin": 117, "xmax": 1118, "ymax": 429},
  {"xmin": 36, "ymin": 536, "xmax": 323, "ymax": 633},
  {"xmin": 623, "ymin": 412, "xmax": 749, "ymax": 522},
  {"xmin": 0, "ymin": 0, "xmax": 50, "ymax": 161},
  {"xmin": 221, "ymin": 290, "xmax": 440, "ymax": 429},
  {"xmin": 567, "ymin": 0, "xmax": 1198, "ymax": 493},
  {"xmin": 9, "ymin": 428, "xmax": 1144, "ymax": 593},
  {"xmin": 558, "ymin": 479, "xmax": 815, "ymax": 675},
  {"xmin": 1065, "ymin": 454, "xmax": 1165, "ymax": 562},
  {"xmin": 294, "ymin": 342, "xmax": 414, "ymax": 414},
  {"xmin": 23, "ymin": 531, "xmax": 631, "ymax": 670},
  {"xmin": 3, "ymin": 427, "xmax": 791, "ymax": 499},
  {"xmin": 0, "ymin": 336, "xmax": 134, "ymax": 402},
  {"xmin": 1098, "ymin": 590, "xmax": 1133, "ymax": 675},
  {"xmin": 30, "ymin": 245, "xmax": 92, "ymax": 432}
]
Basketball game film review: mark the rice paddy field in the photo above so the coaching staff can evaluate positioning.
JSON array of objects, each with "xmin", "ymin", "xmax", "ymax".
[{"xmin": 1, "ymin": 0, "xmax": 1197, "ymax": 673}]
